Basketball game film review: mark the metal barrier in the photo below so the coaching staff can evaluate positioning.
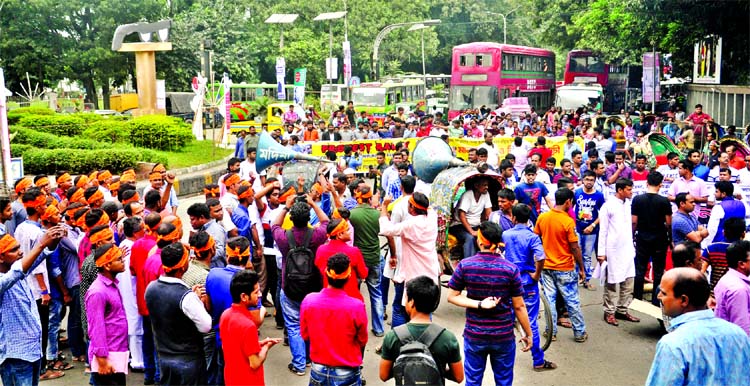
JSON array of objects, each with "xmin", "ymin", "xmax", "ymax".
[{"xmin": 687, "ymin": 84, "xmax": 750, "ymax": 128}]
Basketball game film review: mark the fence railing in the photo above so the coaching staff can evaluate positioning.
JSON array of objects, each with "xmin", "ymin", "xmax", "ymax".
[{"xmin": 687, "ymin": 84, "xmax": 750, "ymax": 129}]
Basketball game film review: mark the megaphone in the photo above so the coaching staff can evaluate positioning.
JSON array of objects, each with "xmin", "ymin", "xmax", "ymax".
[
  {"xmin": 413, "ymin": 136, "xmax": 477, "ymax": 183},
  {"xmin": 256, "ymin": 131, "xmax": 333, "ymax": 172}
]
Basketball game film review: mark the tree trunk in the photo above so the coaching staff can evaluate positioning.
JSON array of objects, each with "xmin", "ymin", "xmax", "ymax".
[
  {"xmin": 83, "ymin": 76, "xmax": 98, "ymax": 109},
  {"xmin": 101, "ymin": 80, "xmax": 110, "ymax": 110}
]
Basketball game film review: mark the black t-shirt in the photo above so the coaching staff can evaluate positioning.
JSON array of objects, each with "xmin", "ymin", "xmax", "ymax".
[{"xmin": 631, "ymin": 192, "xmax": 672, "ymax": 242}]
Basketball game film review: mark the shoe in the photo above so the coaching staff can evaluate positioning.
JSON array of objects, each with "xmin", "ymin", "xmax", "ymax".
[
  {"xmin": 574, "ymin": 332, "xmax": 589, "ymax": 343},
  {"xmin": 306, "ymin": 361, "xmax": 311, "ymax": 368},
  {"xmin": 39, "ymin": 369, "xmax": 64, "ymax": 381},
  {"xmin": 604, "ymin": 313, "xmax": 619, "ymax": 326},
  {"xmin": 556, "ymin": 318, "xmax": 572, "ymax": 329},
  {"xmin": 288, "ymin": 363, "xmax": 305, "ymax": 376},
  {"xmin": 283, "ymin": 336, "xmax": 289, "ymax": 346},
  {"xmin": 615, "ymin": 312, "xmax": 641, "ymax": 322},
  {"xmin": 372, "ymin": 329, "xmax": 385, "ymax": 337},
  {"xmin": 375, "ymin": 344, "xmax": 383, "ymax": 354},
  {"xmin": 383, "ymin": 311, "xmax": 388, "ymax": 321},
  {"xmin": 275, "ymin": 323, "xmax": 284, "ymax": 330},
  {"xmin": 533, "ymin": 360, "xmax": 558, "ymax": 372}
]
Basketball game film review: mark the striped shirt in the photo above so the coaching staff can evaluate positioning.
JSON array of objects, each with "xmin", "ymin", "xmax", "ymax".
[
  {"xmin": 703, "ymin": 241, "xmax": 732, "ymax": 292},
  {"xmin": 448, "ymin": 253, "xmax": 524, "ymax": 343}
]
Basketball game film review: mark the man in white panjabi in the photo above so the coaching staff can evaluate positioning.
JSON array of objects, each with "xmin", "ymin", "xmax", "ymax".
[{"xmin": 597, "ymin": 178, "xmax": 641, "ymax": 326}]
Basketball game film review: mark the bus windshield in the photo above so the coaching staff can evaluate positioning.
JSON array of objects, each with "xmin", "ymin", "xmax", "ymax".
[
  {"xmin": 352, "ymin": 88, "xmax": 386, "ymax": 107},
  {"xmin": 449, "ymin": 86, "xmax": 498, "ymax": 111}
]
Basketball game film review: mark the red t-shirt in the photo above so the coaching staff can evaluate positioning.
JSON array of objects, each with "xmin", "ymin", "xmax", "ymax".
[
  {"xmin": 632, "ymin": 168, "xmax": 649, "ymax": 181},
  {"xmin": 315, "ymin": 240, "xmax": 368, "ymax": 301},
  {"xmin": 220, "ymin": 304, "xmax": 264, "ymax": 386},
  {"xmin": 130, "ymin": 234, "xmax": 157, "ymax": 316},
  {"xmin": 529, "ymin": 147, "xmax": 552, "ymax": 166}
]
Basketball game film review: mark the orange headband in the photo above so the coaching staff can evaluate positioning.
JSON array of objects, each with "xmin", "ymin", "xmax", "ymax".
[
  {"xmin": 327, "ymin": 220, "xmax": 349, "ymax": 238},
  {"xmin": 238, "ymin": 187, "xmax": 255, "ymax": 200},
  {"xmin": 70, "ymin": 188, "xmax": 86, "ymax": 204},
  {"xmin": 95, "ymin": 245, "xmax": 122, "ymax": 268},
  {"xmin": 98, "ymin": 170, "xmax": 112, "ymax": 182},
  {"xmin": 327, "ymin": 266, "xmax": 352, "ymax": 280},
  {"xmin": 192, "ymin": 235, "xmax": 215, "ymax": 253},
  {"xmin": 89, "ymin": 171, "xmax": 99, "ymax": 181},
  {"xmin": 332, "ymin": 208, "xmax": 342, "ymax": 219},
  {"xmin": 145, "ymin": 219, "xmax": 162, "ymax": 236},
  {"xmin": 23, "ymin": 194, "xmax": 47, "ymax": 209},
  {"xmin": 122, "ymin": 192, "xmax": 140, "ymax": 205},
  {"xmin": 204, "ymin": 187, "xmax": 220, "ymax": 197},
  {"xmin": 169, "ymin": 216, "xmax": 183, "ymax": 231},
  {"xmin": 93, "ymin": 212, "xmax": 110, "ymax": 228},
  {"xmin": 90, "ymin": 227, "xmax": 114, "ymax": 245},
  {"xmin": 120, "ymin": 171, "xmax": 136, "ymax": 184},
  {"xmin": 75, "ymin": 209, "xmax": 90, "ymax": 229},
  {"xmin": 86, "ymin": 190, "xmax": 104, "ymax": 205},
  {"xmin": 0, "ymin": 234, "xmax": 19, "ymax": 255},
  {"xmin": 163, "ymin": 244, "xmax": 190, "ymax": 273},
  {"xmin": 311, "ymin": 183, "xmax": 323, "ymax": 195},
  {"xmin": 35, "ymin": 177, "xmax": 49, "ymax": 187},
  {"xmin": 157, "ymin": 227, "xmax": 181, "ymax": 243},
  {"xmin": 476, "ymin": 228, "xmax": 497, "ymax": 250},
  {"xmin": 56, "ymin": 173, "xmax": 71, "ymax": 185},
  {"xmin": 223, "ymin": 174, "xmax": 240, "ymax": 187},
  {"xmin": 109, "ymin": 181, "xmax": 120, "ymax": 192},
  {"xmin": 409, "ymin": 196, "xmax": 428, "ymax": 211},
  {"xmin": 226, "ymin": 244, "xmax": 251, "ymax": 259},
  {"xmin": 279, "ymin": 187, "xmax": 296, "ymax": 203},
  {"xmin": 65, "ymin": 206, "xmax": 81, "ymax": 218},
  {"xmin": 153, "ymin": 165, "xmax": 166, "ymax": 173},
  {"xmin": 149, "ymin": 171, "xmax": 162, "ymax": 181},
  {"xmin": 41, "ymin": 204, "xmax": 59, "ymax": 221},
  {"xmin": 75, "ymin": 175, "xmax": 89, "ymax": 189},
  {"xmin": 355, "ymin": 190, "xmax": 372, "ymax": 203},
  {"xmin": 15, "ymin": 178, "xmax": 32, "ymax": 194}
]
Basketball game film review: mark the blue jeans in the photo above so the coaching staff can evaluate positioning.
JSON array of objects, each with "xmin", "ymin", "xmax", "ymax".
[
  {"xmin": 578, "ymin": 233, "xmax": 597, "ymax": 281},
  {"xmin": 160, "ymin": 355, "xmax": 206, "ymax": 386},
  {"xmin": 142, "ymin": 316, "xmax": 160, "ymax": 383},
  {"xmin": 463, "ymin": 338, "xmax": 516, "ymax": 386},
  {"xmin": 46, "ymin": 297, "xmax": 64, "ymax": 360},
  {"xmin": 0, "ymin": 358, "xmax": 41, "ymax": 386},
  {"xmin": 281, "ymin": 291, "xmax": 307, "ymax": 372},
  {"xmin": 379, "ymin": 256, "xmax": 390, "ymax": 317},
  {"xmin": 365, "ymin": 262, "xmax": 385, "ymax": 335},
  {"xmin": 452, "ymin": 226, "xmax": 477, "ymax": 260},
  {"xmin": 309, "ymin": 363, "xmax": 361, "ymax": 386},
  {"xmin": 391, "ymin": 282, "xmax": 408, "ymax": 328},
  {"xmin": 522, "ymin": 283, "xmax": 545, "ymax": 367},
  {"xmin": 203, "ymin": 329, "xmax": 222, "ymax": 386},
  {"xmin": 541, "ymin": 270, "xmax": 586, "ymax": 337},
  {"xmin": 67, "ymin": 286, "xmax": 85, "ymax": 358}
]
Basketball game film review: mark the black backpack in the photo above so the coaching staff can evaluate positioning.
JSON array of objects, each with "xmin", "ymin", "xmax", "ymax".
[
  {"xmin": 282, "ymin": 229, "xmax": 321, "ymax": 302},
  {"xmin": 393, "ymin": 324, "xmax": 446, "ymax": 386}
]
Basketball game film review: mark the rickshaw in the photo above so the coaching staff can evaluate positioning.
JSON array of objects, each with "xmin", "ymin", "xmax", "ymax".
[{"xmin": 412, "ymin": 137, "xmax": 554, "ymax": 351}]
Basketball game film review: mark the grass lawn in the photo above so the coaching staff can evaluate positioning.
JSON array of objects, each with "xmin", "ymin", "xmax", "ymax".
[{"xmin": 154, "ymin": 140, "xmax": 233, "ymax": 169}]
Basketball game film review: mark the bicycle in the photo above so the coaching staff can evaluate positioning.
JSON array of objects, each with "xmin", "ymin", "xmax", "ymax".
[{"xmin": 514, "ymin": 284, "xmax": 554, "ymax": 352}]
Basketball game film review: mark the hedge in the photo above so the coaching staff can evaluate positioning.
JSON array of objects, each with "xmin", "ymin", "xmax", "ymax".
[
  {"xmin": 10, "ymin": 144, "xmax": 32, "ymax": 158},
  {"xmin": 18, "ymin": 114, "xmax": 86, "ymax": 136},
  {"xmin": 127, "ymin": 115, "xmax": 193, "ymax": 150},
  {"xmin": 22, "ymin": 148, "xmax": 167, "ymax": 175},
  {"xmin": 7, "ymin": 107, "xmax": 55, "ymax": 125},
  {"xmin": 12, "ymin": 127, "xmax": 112, "ymax": 150},
  {"xmin": 82, "ymin": 119, "xmax": 130, "ymax": 144}
]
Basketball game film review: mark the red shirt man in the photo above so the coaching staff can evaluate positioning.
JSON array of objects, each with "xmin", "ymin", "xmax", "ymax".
[
  {"xmin": 130, "ymin": 231, "xmax": 157, "ymax": 316},
  {"xmin": 529, "ymin": 137, "xmax": 553, "ymax": 166},
  {"xmin": 315, "ymin": 220, "xmax": 368, "ymax": 301}
]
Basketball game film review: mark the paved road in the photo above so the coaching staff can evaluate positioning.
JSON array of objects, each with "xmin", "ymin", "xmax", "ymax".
[{"xmin": 49, "ymin": 194, "xmax": 663, "ymax": 385}]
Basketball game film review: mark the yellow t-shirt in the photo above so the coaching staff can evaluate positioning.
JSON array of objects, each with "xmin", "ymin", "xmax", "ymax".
[{"xmin": 534, "ymin": 208, "xmax": 578, "ymax": 271}]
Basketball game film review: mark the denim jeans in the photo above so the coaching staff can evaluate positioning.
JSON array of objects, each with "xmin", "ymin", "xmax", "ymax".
[
  {"xmin": 281, "ymin": 291, "xmax": 307, "ymax": 372},
  {"xmin": 67, "ymin": 286, "xmax": 85, "ymax": 358},
  {"xmin": 391, "ymin": 282, "xmax": 408, "ymax": 329},
  {"xmin": 522, "ymin": 283, "xmax": 545, "ymax": 367},
  {"xmin": 365, "ymin": 262, "xmax": 385, "ymax": 335},
  {"xmin": 142, "ymin": 316, "xmax": 160, "ymax": 383},
  {"xmin": 46, "ymin": 297, "xmax": 64, "ymax": 361},
  {"xmin": 451, "ymin": 225, "xmax": 477, "ymax": 260},
  {"xmin": 309, "ymin": 363, "xmax": 361, "ymax": 386},
  {"xmin": 541, "ymin": 270, "xmax": 586, "ymax": 337},
  {"xmin": 577, "ymin": 233, "xmax": 597, "ymax": 281},
  {"xmin": 463, "ymin": 337, "xmax": 516, "ymax": 386},
  {"xmin": 0, "ymin": 358, "xmax": 41, "ymax": 386},
  {"xmin": 203, "ymin": 329, "xmax": 221, "ymax": 386},
  {"xmin": 160, "ymin": 355, "xmax": 206, "ymax": 386},
  {"xmin": 274, "ymin": 269, "xmax": 284, "ymax": 328},
  {"xmin": 379, "ymin": 256, "xmax": 390, "ymax": 317}
]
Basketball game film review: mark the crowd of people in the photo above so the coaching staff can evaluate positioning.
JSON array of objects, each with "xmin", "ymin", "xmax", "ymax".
[{"xmin": 1, "ymin": 100, "xmax": 750, "ymax": 386}]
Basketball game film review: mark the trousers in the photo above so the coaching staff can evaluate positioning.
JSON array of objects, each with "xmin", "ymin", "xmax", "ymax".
[{"xmin": 603, "ymin": 277, "xmax": 635, "ymax": 315}]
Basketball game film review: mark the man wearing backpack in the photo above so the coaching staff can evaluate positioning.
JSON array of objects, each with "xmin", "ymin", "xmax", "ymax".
[
  {"xmin": 379, "ymin": 276, "xmax": 464, "ymax": 386},
  {"xmin": 447, "ymin": 221, "xmax": 533, "ymax": 386},
  {"xmin": 272, "ymin": 194, "xmax": 330, "ymax": 376}
]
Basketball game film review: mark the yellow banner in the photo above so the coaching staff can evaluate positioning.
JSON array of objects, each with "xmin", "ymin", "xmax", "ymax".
[{"xmin": 304, "ymin": 136, "xmax": 584, "ymax": 171}]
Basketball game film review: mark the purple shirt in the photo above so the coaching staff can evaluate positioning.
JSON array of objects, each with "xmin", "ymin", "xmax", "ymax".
[
  {"xmin": 85, "ymin": 274, "xmax": 128, "ymax": 359},
  {"xmin": 714, "ymin": 268, "xmax": 750, "ymax": 336},
  {"xmin": 605, "ymin": 163, "xmax": 632, "ymax": 181},
  {"xmin": 271, "ymin": 223, "xmax": 329, "ymax": 288}
]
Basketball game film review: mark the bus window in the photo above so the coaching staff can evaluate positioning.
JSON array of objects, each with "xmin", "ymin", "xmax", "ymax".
[
  {"xmin": 460, "ymin": 54, "xmax": 475, "ymax": 67},
  {"xmin": 396, "ymin": 91, "xmax": 402, "ymax": 103},
  {"xmin": 477, "ymin": 54, "xmax": 492, "ymax": 67},
  {"xmin": 588, "ymin": 56, "xmax": 605, "ymax": 73},
  {"xmin": 272, "ymin": 107, "xmax": 283, "ymax": 117}
]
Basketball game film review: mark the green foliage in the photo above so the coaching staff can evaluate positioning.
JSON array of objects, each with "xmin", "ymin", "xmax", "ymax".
[
  {"xmin": 248, "ymin": 96, "xmax": 271, "ymax": 118},
  {"xmin": 11, "ymin": 127, "xmax": 111, "ymax": 150},
  {"xmin": 82, "ymin": 119, "xmax": 131, "ymax": 144},
  {"xmin": 22, "ymin": 148, "xmax": 167, "ymax": 175},
  {"xmin": 17, "ymin": 114, "xmax": 86, "ymax": 136},
  {"xmin": 10, "ymin": 144, "xmax": 33, "ymax": 158},
  {"xmin": 127, "ymin": 115, "xmax": 194, "ymax": 151},
  {"xmin": 6, "ymin": 107, "xmax": 55, "ymax": 125},
  {"xmin": 69, "ymin": 112, "xmax": 105, "ymax": 124}
]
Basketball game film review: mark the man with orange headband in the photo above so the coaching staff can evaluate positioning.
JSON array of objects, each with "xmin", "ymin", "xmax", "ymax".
[
  {"xmin": 116, "ymin": 217, "xmax": 146, "ymax": 372},
  {"xmin": 79, "ymin": 225, "xmax": 117, "ymax": 354},
  {"xmin": 0, "ymin": 227, "xmax": 65, "ymax": 385},
  {"xmin": 146, "ymin": 243, "xmax": 212, "ymax": 385},
  {"xmin": 7, "ymin": 177, "xmax": 32, "ymax": 236},
  {"xmin": 142, "ymin": 164, "xmax": 178, "ymax": 216},
  {"xmin": 253, "ymin": 179, "xmax": 285, "ymax": 323},
  {"xmin": 85, "ymin": 243, "xmax": 128, "ymax": 385},
  {"xmin": 315, "ymin": 220, "xmax": 368, "ymax": 301},
  {"xmin": 53, "ymin": 171, "xmax": 73, "ymax": 202},
  {"xmin": 220, "ymin": 172, "xmax": 241, "ymax": 217},
  {"xmin": 379, "ymin": 191, "xmax": 440, "ymax": 328},
  {"xmin": 219, "ymin": 158, "xmax": 242, "ymax": 199},
  {"xmin": 84, "ymin": 186, "xmax": 105, "ymax": 209},
  {"xmin": 232, "ymin": 186, "xmax": 264, "ymax": 288},
  {"xmin": 188, "ymin": 203, "xmax": 227, "ymax": 268},
  {"xmin": 301, "ymin": 253, "xmax": 368, "ymax": 386},
  {"xmin": 447, "ymin": 221, "xmax": 533, "ymax": 386},
  {"xmin": 96, "ymin": 170, "xmax": 114, "ymax": 202}
]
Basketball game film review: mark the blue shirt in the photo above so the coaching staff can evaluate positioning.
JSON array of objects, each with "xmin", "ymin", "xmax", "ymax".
[
  {"xmin": 205, "ymin": 265, "xmax": 261, "ymax": 347},
  {"xmin": 646, "ymin": 309, "xmax": 750, "ymax": 386},
  {"xmin": 514, "ymin": 182, "xmax": 549, "ymax": 224},
  {"xmin": 672, "ymin": 212, "xmax": 699, "ymax": 245},
  {"xmin": 230, "ymin": 204, "xmax": 253, "ymax": 244},
  {"xmin": 573, "ymin": 188, "xmax": 605, "ymax": 233},
  {"xmin": 0, "ymin": 249, "xmax": 52, "ymax": 364},
  {"xmin": 501, "ymin": 224, "xmax": 545, "ymax": 288}
]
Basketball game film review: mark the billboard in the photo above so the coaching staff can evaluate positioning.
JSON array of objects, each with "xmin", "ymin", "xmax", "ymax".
[
  {"xmin": 693, "ymin": 36, "xmax": 722, "ymax": 84},
  {"xmin": 642, "ymin": 52, "xmax": 661, "ymax": 104}
]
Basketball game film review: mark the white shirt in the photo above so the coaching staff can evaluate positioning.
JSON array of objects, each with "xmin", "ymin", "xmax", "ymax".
[
  {"xmin": 510, "ymin": 142, "xmax": 532, "ymax": 175},
  {"xmin": 536, "ymin": 169, "xmax": 551, "ymax": 184},
  {"xmin": 453, "ymin": 191, "xmax": 492, "ymax": 228},
  {"xmin": 384, "ymin": 194, "xmax": 411, "ymax": 280},
  {"xmin": 239, "ymin": 160, "xmax": 258, "ymax": 183},
  {"xmin": 157, "ymin": 276, "xmax": 212, "ymax": 333},
  {"xmin": 16, "ymin": 220, "xmax": 48, "ymax": 300},
  {"xmin": 657, "ymin": 165, "xmax": 680, "ymax": 182},
  {"xmin": 738, "ymin": 167, "xmax": 750, "ymax": 185},
  {"xmin": 707, "ymin": 166, "xmax": 739, "ymax": 183},
  {"xmin": 429, "ymin": 127, "xmax": 447, "ymax": 137},
  {"xmin": 117, "ymin": 238, "xmax": 142, "ymax": 336},
  {"xmin": 478, "ymin": 143, "xmax": 499, "ymax": 168},
  {"xmin": 597, "ymin": 196, "xmax": 636, "ymax": 283}
]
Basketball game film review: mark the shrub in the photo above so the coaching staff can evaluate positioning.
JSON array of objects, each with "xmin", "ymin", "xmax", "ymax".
[
  {"xmin": 17, "ymin": 114, "xmax": 86, "ymax": 136},
  {"xmin": 69, "ymin": 112, "xmax": 105, "ymax": 124},
  {"xmin": 82, "ymin": 119, "xmax": 131, "ymax": 144},
  {"xmin": 127, "ymin": 115, "xmax": 193, "ymax": 150},
  {"xmin": 11, "ymin": 127, "xmax": 111, "ymax": 150},
  {"xmin": 7, "ymin": 107, "xmax": 55, "ymax": 125},
  {"xmin": 22, "ymin": 147, "xmax": 167, "ymax": 175},
  {"xmin": 10, "ymin": 144, "xmax": 32, "ymax": 158}
]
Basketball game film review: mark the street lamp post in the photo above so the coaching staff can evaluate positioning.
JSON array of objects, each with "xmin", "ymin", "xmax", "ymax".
[
  {"xmin": 264, "ymin": 13, "xmax": 299, "ymax": 51},
  {"xmin": 314, "ymin": 11, "xmax": 348, "ymax": 82},
  {"xmin": 407, "ymin": 24, "xmax": 433, "ymax": 90},
  {"xmin": 371, "ymin": 19, "xmax": 440, "ymax": 81},
  {"xmin": 487, "ymin": 7, "xmax": 519, "ymax": 44}
]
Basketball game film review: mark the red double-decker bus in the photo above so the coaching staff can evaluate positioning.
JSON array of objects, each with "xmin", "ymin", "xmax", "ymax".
[
  {"xmin": 563, "ymin": 50, "xmax": 609, "ymax": 87},
  {"xmin": 449, "ymin": 42, "xmax": 556, "ymax": 120}
]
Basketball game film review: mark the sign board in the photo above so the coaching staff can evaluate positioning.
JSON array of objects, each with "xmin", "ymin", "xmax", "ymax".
[
  {"xmin": 275, "ymin": 57, "xmax": 286, "ymax": 100},
  {"xmin": 293, "ymin": 68, "xmax": 306, "ymax": 106},
  {"xmin": 156, "ymin": 79, "xmax": 166, "ymax": 110},
  {"xmin": 693, "ymin": 36, "xmax": 722, "ymax": 84},
  {"xmin": 350, "ymin": 76, "xmax": 361, "ymax": 87},
  {"xmin": 642, "ymin": 52, "xmax": 661, "ymax": 104},
  {"xmin": 343, "ymin": 41, "xmax": 352, "ymax": 87},
  {"xmin": 326, "ymin": 57, "xmax": 338, "ymax": 80}
]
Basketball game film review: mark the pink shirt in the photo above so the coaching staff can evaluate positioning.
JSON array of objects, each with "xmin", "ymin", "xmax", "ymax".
[
  {"xmin": 669, "ymin": 176, "xmax": 708, "ymax": 217},
  {"xmin": 714, "ymin": 268, "xmax": 750, "ymax": 336}
]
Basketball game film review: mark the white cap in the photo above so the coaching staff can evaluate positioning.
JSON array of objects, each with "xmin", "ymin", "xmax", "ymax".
[{"xmin": 343, "ymin": 168, "xmax": 356, "ymax": 175}]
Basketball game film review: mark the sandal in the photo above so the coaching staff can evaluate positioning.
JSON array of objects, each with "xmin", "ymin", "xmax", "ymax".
[
  {"xmin": 556, "ymin": 318, "xmax": 573, "ymax": 329},
  {"xmin": 49, "ymin": 360, "xmax": 74, "ymax": 371},
  {"xmin": 72, "ymin": 355, "xmax": 87, "ymax": 362},
  {"xmin": 583, "ymin": 282, "xmax": 597, "ymax": 291},
  {"xmin": 375, "ymin": 344, "xmax": 383, "ymax": 355},
  {"xmin": 533, "ymin": 360, "xmax": 558, "ymax": 372},
  {"xmin": 39, "ymin": 369, "xmax": 65, "ymax": 381}
]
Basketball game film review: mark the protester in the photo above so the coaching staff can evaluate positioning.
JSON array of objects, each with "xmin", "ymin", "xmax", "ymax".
[
  {"xmin": 573, "ymin": 171, "xmax": 605, "ymax": 289},
  {"xmin": 702, "ymin": 217, "xmax": 746, "ymax": 293},
  {"xmin": 671, "ymin": 193, "xmax": 709, "ymax": 245},
  {"xmin": 314, "ymin": 220, "xmax": 367, "ymax": 301},
  {"xmin": 450, "ymin": 177, "xmax": 492, "ymax": 259},
  {"xmin": 714, "ymin": 240, "xmax": 750, "ymax": 335},
  {"xmin": 117, "ymin": 217, "xmax": 145, "ymax": 371},
  {"xmin": 515, "ymin": 165, "xmax": 553, "ymax": 225},
  {"xmin": 703, "ymin": 181, "xmax": 746, "ymax": 247}
]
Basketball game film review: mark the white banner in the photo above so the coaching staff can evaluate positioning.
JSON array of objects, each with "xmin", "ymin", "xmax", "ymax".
[
  {"xmin": 642, "ymin": 52, "xmax": 661, "ymax": 104},
  {"xmin": 190, "ymin": 74, "xmax": 206, "ymax": 140},
  {"xmin": 276, "ymin": 57, "xmax": 286, "ymax": 100},
  {"xmin": 343, "ymin": 41, "xmax": 352, "ymax": 87},
  {"xmin": 326, "ymin": 57, "xmax": 338, "ymax": 80},
  {"xmin": 156, "ymin": 79, "xmax": 166, "ymax": 110}
]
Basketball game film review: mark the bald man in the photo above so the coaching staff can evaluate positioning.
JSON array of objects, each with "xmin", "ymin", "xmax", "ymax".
[{"xmin": 646, "ymin": 268, "xmax": 750, "ymax": 386}]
